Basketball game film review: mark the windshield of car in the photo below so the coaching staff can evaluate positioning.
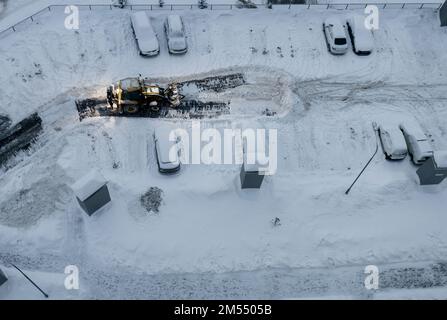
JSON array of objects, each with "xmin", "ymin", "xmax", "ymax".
[{"xmin": 334, "ymin": 38, "xmax": 346, "ymax": 45}]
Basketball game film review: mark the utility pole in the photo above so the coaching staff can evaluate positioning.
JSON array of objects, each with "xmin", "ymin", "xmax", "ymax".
[{"xmin": 345, "ymin": 122, "xmax": 379, "ymax": 195}]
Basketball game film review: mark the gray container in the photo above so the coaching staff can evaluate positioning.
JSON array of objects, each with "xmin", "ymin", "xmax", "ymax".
[
  {"xmin": 76, "ymin": 184, "xmax": 111, "ymax": 216},
  {"xmin": 240, "ymin": 164, "xmax": 265, "ymax": 189},
  {"xmin": 441, "ymin": 1, "xmax": 447, "ymax": 27},
  {"xmin": 0, "ymin": 268, "xmax": 7, "ymax": 287},
  {"xmin": 416, "ymin": 152, "xmax": 447, "ymax": 185},
  {"xmin": 72, "ymin": 171, "xmax": 111, "ymax": 216}
]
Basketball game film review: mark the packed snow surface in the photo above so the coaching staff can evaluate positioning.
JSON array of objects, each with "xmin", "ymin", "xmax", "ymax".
[{"xmin": 1, "ymin": 4, "xmax": 447, "ymax": 299}]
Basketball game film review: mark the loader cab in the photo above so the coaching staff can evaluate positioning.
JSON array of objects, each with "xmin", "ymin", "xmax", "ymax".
[{"xmin": 118, "ymin": 77, "xmax": 142, "ymax": 101}]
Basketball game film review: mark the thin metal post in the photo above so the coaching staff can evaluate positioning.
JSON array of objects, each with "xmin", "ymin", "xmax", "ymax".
[
  {"xmin": 10, "ymin": 263, "xmax": 49, "ymax": 298},
  {"xmin": 345, "ymin": 123, "xmax": 379, "ymax": 195}
]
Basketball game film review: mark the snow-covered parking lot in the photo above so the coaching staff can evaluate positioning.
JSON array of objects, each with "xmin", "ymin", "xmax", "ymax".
[{"xmin": 1, "ymin": 5, "xmax": 447, "ymax": 299}]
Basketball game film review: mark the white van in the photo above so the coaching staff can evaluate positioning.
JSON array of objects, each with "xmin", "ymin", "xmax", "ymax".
[
  {"xmin": 346, "ymin": 15, "xmax": 374, "ymax": 55},
  {"xmin": 130, "ymin": 11, "xmax": 159, "ymax": 57},
  {"xmin": 400, "ymin": 123, "xmax": 434, "ymax": 165}
]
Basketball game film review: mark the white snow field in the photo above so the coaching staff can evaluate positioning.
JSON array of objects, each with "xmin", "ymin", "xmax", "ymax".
[{"xmin": 1, "ymin": 4, "xmax": 447, "ymax": 299}]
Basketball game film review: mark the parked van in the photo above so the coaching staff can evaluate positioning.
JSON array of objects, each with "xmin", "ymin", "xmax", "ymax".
[
  {"xmin": 130, "ymin": 11, "xmax": 159, "ymax": 57},
  {"xmin": 400, "ymin": 123, "xmax": 434, "ymax": 165},
  {"xmin": 346, "ymin": 15, "xmax": 374, "ymax": 55}
]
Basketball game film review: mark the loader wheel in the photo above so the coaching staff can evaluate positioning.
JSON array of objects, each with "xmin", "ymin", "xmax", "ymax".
[
  {"xmin": 124, "ymin": 105, "xmax": 138, "ymax": 114},
  {"xmin": 149, "ymin": 105, "xmax": 161, "ymax": 118}
]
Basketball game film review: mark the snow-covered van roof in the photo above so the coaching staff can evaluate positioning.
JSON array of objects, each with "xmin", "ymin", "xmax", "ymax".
[
  {"xmin": 399, "ymin": 121, "xmax": 428, "ymax": 141},
  {"xmin": 131, "ymin": 11, "xmax": 151, "ymax": 28},
  {"xmin": 347, "ymin": 15, "xmax": 374, "ymax": 52},
  {"xmin": 71, "ymin": 170, "xmax": 107, "ymax": 202},
  {"xmin": 130, "ymin": 12, "xmax": 158, "ymax": 53},
  {"xmin": 434, "ymin": 151, "xmax": 447, "ymax": 168}
]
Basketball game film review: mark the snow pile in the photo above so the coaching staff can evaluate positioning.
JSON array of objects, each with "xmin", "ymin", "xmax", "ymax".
[{"xmin": 140, "ymin": 187, "xmax": 164, "ymax": 214}]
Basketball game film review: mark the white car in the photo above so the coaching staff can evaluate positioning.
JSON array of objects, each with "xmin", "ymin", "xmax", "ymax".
[
  {"xmin": 378, "ymin": 124, "xmax": 408, "ymax": 160},
  {"xmin": 323, "ymin": 17, "xmax": 348, "ymax": 55},
  {"xmin": 153, "ymin": 127, "xmax": 181, "ymax": 174},
  {"xmin": 346, "ymin": 15, "xmax": 374, "ymax": 55},
  {"xmin": 165, "ymin": 15, "xmax": 187, "ymax": 54},
  {"xmin": 130, "ymin": 11, "xmax": 159, "ymax": 57},
  {"xmin": 399, "ymin": 123, "xmax": 434, "ymax": 165}
]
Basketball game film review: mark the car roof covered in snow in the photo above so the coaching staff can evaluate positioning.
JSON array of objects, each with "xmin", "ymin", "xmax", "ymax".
[
  {"xmin": 154, "ymin": 126, "xmax": 179, "ymax": 164},
  {"xmin": 71, "ymin": 170, "xmax": 107, "ymax": 201},
  {"xmin": 325, "ymin": 17, "xmax": 346, "ymax": 38},
  {"xmin": 434, "ymin": 151, "xmax": 447, "ymax": 168},
  {"xmin": 167, "ymin": 15, "xmax": 184, "ymax": 34},
  {"xmin": 379, "ymin": 122, "xmax": 406, "ymax": 143}
]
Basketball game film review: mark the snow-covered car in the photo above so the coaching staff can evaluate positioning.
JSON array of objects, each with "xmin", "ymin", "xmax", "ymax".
[
  {"xmin": 153, "ymin": 127, "xmax": 181, "ymax": 174},
  {"xmin": 323, "ymin": 17, "xmax": 348, "ymax": 55},
  {"xmin": 164, "ymin": 15, "xmax": 188, "ymax": 54},
  {"xmin": 378, "ymin": 124, "xmax": 408, "ymax": 160},
  {"xmin": 399, "ymin": 123, "xmax": 434, "ymax": 165},
  {"xmin": 130, "ymin": 11, "xmax": 159, "ymax": 57},
  {"xmin": 346, "ymin": 15, "xmax": 374, "ymax": 55}
]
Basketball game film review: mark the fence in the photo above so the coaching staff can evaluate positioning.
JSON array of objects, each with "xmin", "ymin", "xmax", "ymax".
[{"xmin": 0, "ymin": 2, "xmax": 444, "ymax": 37}]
